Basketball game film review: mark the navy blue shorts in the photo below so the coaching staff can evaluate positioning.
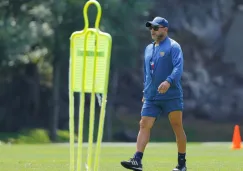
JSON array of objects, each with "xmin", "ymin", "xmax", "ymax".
[{"xmin": 141, "ymin": 98, "xmax": 183, "ymax": 118}]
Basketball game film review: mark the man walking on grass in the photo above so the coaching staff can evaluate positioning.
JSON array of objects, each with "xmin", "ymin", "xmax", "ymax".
[{"xmin": 120, "ymin": 17, "xmax": 187, "ymax": 171}]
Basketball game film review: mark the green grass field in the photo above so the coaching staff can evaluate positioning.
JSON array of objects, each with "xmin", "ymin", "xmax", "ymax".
[{"xmin": 0, "ymin": 142, "xmax": 242, "ymax": 171}]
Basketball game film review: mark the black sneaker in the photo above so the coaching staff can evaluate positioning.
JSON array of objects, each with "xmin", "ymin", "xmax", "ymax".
[
  {"xmin": 120, "ymin": 158, "xmax": 143, "ymax": 171},
  {"xmin": 172, "ymin": 164, "xmax": 187, "ymax": 171}
]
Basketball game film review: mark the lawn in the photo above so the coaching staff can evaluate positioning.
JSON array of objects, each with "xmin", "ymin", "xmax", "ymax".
[{"xmin": 0, "ymin": 142, "xmax": 242, "ymax": 171}]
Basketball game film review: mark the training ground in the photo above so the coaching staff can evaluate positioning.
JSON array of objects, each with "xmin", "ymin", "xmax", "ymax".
[{"xmin": 0, "ymin": 142, "xmax": 242, "ymax": 171}]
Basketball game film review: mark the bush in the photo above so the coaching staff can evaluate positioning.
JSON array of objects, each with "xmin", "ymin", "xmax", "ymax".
[
  {"xmin": 0, "ymin": 129, "xmax": 76, "ymax": 144},
  {"xmin": 57, "ymin": 130, "xmax": 77, "ymax": 142},
  {"xmin": 15, "ymin": 129, "xmax": 50, "ymax": 144}
]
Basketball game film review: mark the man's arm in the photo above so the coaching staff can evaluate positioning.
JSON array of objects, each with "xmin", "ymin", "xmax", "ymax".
[
  {"xmin": 143, "ymin": 47, "xmax": 147, "ymax": 86},
  {"xmin": 143, "ymin": 59, "xmax": 146, "ymax": 85},
  {"xmin": 142, "ymin": 47, "xmax": 148, "ymax": 102},
  {"xmin": 166, "ymin": 44, "xmax": 183, "ymax": 84}
]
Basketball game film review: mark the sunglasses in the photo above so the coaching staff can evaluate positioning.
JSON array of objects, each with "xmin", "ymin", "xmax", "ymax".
[{"xmin": 149, "ymin": 26, "xmax": 164, "ymax": 31}]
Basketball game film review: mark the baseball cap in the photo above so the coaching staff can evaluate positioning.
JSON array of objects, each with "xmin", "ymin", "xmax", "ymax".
[{"xmin": 146, "ymin": 17, "xmax": 169, "ymax": 28}]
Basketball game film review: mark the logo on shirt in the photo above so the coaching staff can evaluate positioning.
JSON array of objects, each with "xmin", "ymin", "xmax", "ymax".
[{"xmin": 160, "ymin": 52, "xmax": 165, "ymax": 57}]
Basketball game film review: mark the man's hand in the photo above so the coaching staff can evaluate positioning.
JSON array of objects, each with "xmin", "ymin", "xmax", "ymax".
[
  {"xmin": 158, "ymin": 81, "xmax": 171, "ymax": 94},
  {"xmin": 142, "ymin": 97, "xmax": 145, "ymax": 103}
]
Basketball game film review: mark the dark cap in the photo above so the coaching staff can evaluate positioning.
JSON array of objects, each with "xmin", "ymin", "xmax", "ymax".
[{"xmin": 146, "ymin": 17, "xmax": 169, "ymax": 28}]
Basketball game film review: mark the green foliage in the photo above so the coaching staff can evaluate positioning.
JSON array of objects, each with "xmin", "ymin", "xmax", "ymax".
[
  {"xmin": 0, "ymin": 0, "xmax": 154, "ymax": 80},
  {"xmin": 56, "ymin": 130, "xmax": 77, "ymax": 142},
  {"xmin": 15, "ymin": 129, "xmax": 51, "ymax": 144},
  {"xmin": 0, "ymin": 0, "xmax": 155, "ymax": 136},
  {"xmin": 0, "ymin": 129, "xmax": 77, "ymax": 144},
  {"xmin": 0, "ymin": 132, "xmax": 19, "ymax": 144},
  {"xmin": 99, "ymin": 0, "xmax": 153, "ymax": 69},
  {"xmin": 0, "ymin": 1, "xmax": 52, "ymax": 66}
]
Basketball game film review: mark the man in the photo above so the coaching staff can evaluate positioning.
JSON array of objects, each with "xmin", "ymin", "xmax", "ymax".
[{"xmin": 120, "ymin": 17, "xmax": 187, "ymax": 171}]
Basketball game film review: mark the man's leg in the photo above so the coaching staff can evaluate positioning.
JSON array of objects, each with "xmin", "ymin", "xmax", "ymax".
[
  {"xmin": 135, "ymin": 116, "xmax": 156, "ymax": 159},
  {"xmin": 163, "ymin": 98, "xmax": 187, "ymax": 171},
  {"xmin": 169, "ymin": 111, "xmax": 187, "ymax": 170},
  {"xmin": 121, "ymin": 116, "xmax": 155, "ymax": 171},
  {"xmin": 121, "ymin": 100, "xmax": 159, "ymax": 171}
]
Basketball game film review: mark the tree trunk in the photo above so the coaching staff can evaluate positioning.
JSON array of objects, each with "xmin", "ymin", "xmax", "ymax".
[
  {"xmin": 49, "ymin": 0, "xmax": 61, "ymax": 142},
  {"xmin": 49, "ymin": 62, "xmax": 60, "ymax": 141},
  {"xmin": 106, "ymin": 69, "xmax": 119, "ymax": 141}
]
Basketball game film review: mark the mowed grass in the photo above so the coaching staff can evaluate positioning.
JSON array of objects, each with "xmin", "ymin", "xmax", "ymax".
[{"xmin": 0, "ymin": 142, "xmax": 242, "ymax": 171}]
